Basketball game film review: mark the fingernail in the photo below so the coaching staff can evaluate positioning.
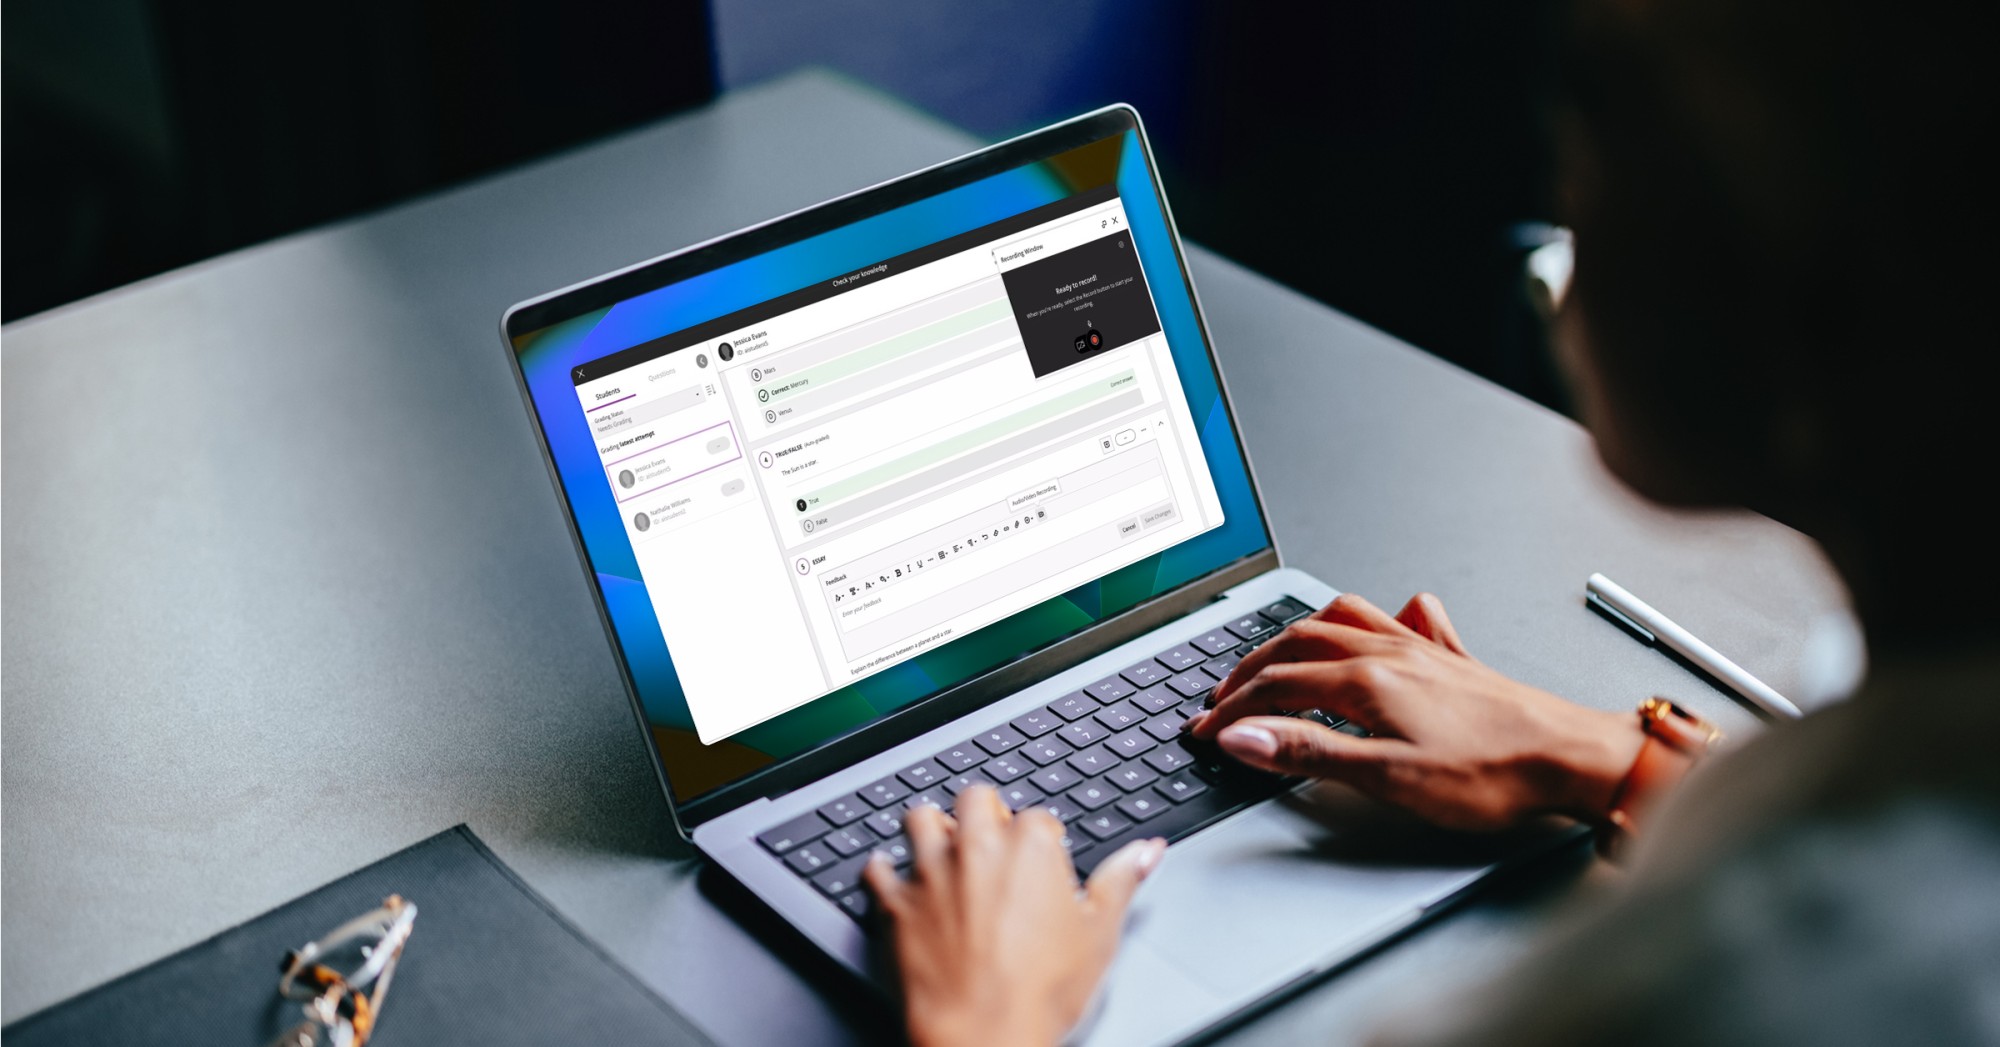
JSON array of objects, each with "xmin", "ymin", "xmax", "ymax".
[
  {"xmin": 1181, "ymin": 711, "xmax": 1206, "ymax": 733},
  {"xmin": 1218, "ymin": 724, "xmax": 1276, "ymax": 759},
  {"xmin": 1136, "ymin": 838, "xmax": 1167, "ymax": 877}
]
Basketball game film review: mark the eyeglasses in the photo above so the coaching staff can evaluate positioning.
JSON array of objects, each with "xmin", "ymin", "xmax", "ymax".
[{"xmin": 268, "ymin": 895, "xmax": 417, "ymax": 1047}]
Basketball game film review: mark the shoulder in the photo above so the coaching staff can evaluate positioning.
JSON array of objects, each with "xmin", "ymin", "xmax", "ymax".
[
  {"xmin": 1628, "ymin": 802, "xmax": 2000, "ymax": 1045},
  {"xmin": 1382, "ymin": 800, "xmax": 2000, "ymax": 1047}
]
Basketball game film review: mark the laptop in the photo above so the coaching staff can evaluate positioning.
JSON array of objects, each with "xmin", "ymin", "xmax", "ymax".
[{"xmin": 501, "ymin": 106, "xmax": 1559, "ymax": 1044}]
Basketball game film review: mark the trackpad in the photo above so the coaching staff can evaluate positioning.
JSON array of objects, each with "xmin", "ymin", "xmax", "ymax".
[{"xmin": 1123, "ymin": 783, "xmax": 1555, "ymax": 996}]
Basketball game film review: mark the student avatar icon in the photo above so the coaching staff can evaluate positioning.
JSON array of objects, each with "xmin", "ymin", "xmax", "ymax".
[
  {"xmin": 717, "ymin": 341, "xmax": 735, "ymax": 362},
  {"xmin": 617, "ymin": 469, "xmax": 636, "ymax": 489},
  {"xmin": 632, "ymin": 512, "xmax": 651, "ymax": 532}
]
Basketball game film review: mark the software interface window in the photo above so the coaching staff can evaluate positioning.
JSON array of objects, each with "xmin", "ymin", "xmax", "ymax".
[{"xmin": 573, "ymin": 192, "xmax": 1226, "ymax": 742}]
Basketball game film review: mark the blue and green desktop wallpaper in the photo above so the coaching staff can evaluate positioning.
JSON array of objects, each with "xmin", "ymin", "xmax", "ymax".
[{"xmin": 512, "ymin": 131, "xmax": 1268, "ymax": 800}]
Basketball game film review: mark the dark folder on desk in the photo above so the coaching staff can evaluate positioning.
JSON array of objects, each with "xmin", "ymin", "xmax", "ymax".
[{"xmin": 4, "ymin": 825, "xmax": 713, "ymax": 1046}]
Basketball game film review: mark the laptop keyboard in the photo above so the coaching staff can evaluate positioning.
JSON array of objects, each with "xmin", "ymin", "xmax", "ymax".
[{"xmin": 753, "ymin": 595, "xmax": 1329, "ymax": 923}]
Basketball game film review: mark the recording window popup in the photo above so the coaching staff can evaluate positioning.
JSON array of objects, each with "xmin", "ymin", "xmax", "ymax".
[{"xmin": 571, "ymin": 193, "xmax": 1226, "ymax": 743}]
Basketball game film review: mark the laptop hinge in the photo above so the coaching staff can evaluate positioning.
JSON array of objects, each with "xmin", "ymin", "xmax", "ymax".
[{"xmin": 1219, "ymin": 576, "xmax": 1269, "ymax": 602}]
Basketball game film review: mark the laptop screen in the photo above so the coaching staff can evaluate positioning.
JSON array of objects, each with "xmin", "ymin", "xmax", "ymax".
[{"xmin": 509, "ymin": 126, "xmax": 1269, "ymax": 802}]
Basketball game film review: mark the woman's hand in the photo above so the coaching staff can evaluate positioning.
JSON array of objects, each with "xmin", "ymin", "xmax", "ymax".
[
  {"xmin": 1188, "ymin": 593, "xmax": 1644, "ymax": 831},
  {"xmin": 864, "ymin": 786, "xmax": 1165, "ymax": 1047}
]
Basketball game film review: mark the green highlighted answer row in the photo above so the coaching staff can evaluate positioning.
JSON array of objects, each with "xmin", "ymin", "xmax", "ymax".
[
  {"xmin": 805, "ymin": 369, "xmax": 1137, "ymax": 507},
  {"xmin": 767, "ymin": 298, "xmax": 1013, "ymax": 402}
]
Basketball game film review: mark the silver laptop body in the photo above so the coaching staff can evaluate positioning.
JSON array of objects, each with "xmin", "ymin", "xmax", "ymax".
[{"xmin": 502, "ymin": 105, "xmax": 1564, "ymax": 1046}]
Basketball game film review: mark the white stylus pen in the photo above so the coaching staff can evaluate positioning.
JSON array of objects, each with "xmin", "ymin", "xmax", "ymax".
[{"xmin": 1586, "ymin": 572, "xmax": 1804, "ymax": 720}]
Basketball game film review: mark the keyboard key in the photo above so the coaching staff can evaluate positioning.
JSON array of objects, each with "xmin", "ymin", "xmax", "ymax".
[
  {"xmin": 861, "ymin": 776, "xmax": 910, "ymax": 808},
  {"xmin": 1049, "ymin": 693, "xmax": 1099, "ymax": 721},
  {"xmin": 822, "ymin": 828, "xmax": 872, "ymax": 857},
  {"xmin": 1156, "ymin": 644, "xmax": 1205, "ymax": 672},
  {"xmin": 817, "ymin": 796, "xmax": 869, "ymax": 827},
  {"xmin": 935, "ymin": 743, "xmax": 986, "ymax": 771},
  {"xmin": 836, "ymin": 891, "xmax": 874, "ymax": 920},
  {"xmin": 1107, "ymin": 762, "xmax": 1161, "ymax": 792},
  {"xmin": 1156, "ymin": 772, "xmax": 1210, "ymax": 803},
  {"xmin": 1068, "ymin": 780, "xmax": 1121, "ymax": 811},
  {"xmin": 1077, "ymin": 810, "xmax": 1135, "ymax": 841},
  {"xmin": 811, "ymin": 854, "xmax": 872, "ymax": 896},
  {"xmin": 1189, "ymin": 629, "xmax": 1237, "ymax": 657},
  {"xmin": 897, "ymin": 761, "xmax": 943, "ymax": 790},
  {"xmin": 1260, "ymin": 596, "xmax": 1314, "ymax": 625},
  {"xmin": 1166, "ymin": 671, "xmax": 1213, "ymax": 699},
  {"xmin": 902, "ymin": 787, "xmax": 950, "ymax": 812},
  {"xmin": 1065, "ymin": 744, "xmax": 1120, "ymax": 777},
  {"xmin": 1071, "ymin": 772, "xmax": 1294, "ymax": 876},
  {"xmin": 941, "ymin": 768, "xmax": 993, "ymax": 795},
  {"xmin": 758, "ymin": 811, "xmax": 833, "ymax": 854},
  {"xmin": 1030, "ymin": 763, "xmax": 1082, "ymax": 793},
  {"xmin": 784, "ymin": 842, "xmax": 838, "ymax": 874},
  {"xmin": 864, "ymin": 808, "xmax": 904, "ymax": 838},
  {"xmin": 1011, "ymin": 709, "xmax": 1062, "ymax": 738},
  {"xmin": 1093, "ymin": 700, "xmax": 1145, "ymax": 732},
  {"xmin": 1119, "ymin": 661, "xmax": 1169, "ymax": 688},
  {"xmin": 1142, "ymin": 717, "xmax": 1184, "ymax": 742},
  {"xmin": 1202, "ymin": 651, "xmax": 1243, "ymax": 682},
  {"xmin": 1116, "ymin": 792, "xmax": 1170, "ymax": 822},
  {"xmin": 974, "ymin": 725, "xmax": 1027, "ymax": 755},
  {"xmin": 1106, "ymin": 728, "xmax": 1158, "ymax": 759},
  {"xmin": 1058, "ymin": 827, "xmax": 1093, "ymax": 858},
  {"xmin": 1130, "ymin": 684, "xmax": 1179, "ymax": 714},
  {"xmin": 1144, "ymin": 745, "xmax": 1196, "ymax": 774},
  {"xmin": 1085, "ymin": 675, "xmax": 1137, "ymax": 703},
  {"xmin": 878, "ymin": 835, "xmax": 914, "ymax": 867},
  {"xmin": 985, "ymin": 753, "xmax": 1033, "ymax": 783},
  {"xmin": 1057, "ymin": 719, "xmax": 1109, "ymax": 747},
  {"xmin": 1225, "ymin": 614, "xmax": 1277, "ymax": 642},
  {"xmin": 1021, "ymin": 737, "xmax": 1073, "ymax": 766},
  {"xmin": 1035, "ymin": 795, "xmax": 1087, "ymax": 823},
  {"xmin": 997, "ymin": 781, "xmax": 1045, "ymax": 811}
]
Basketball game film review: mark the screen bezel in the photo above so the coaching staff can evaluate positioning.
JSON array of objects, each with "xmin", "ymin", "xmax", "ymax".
[{"xmin": 501, "ymin": 106, "xmax": 1278, "ymax": 834}]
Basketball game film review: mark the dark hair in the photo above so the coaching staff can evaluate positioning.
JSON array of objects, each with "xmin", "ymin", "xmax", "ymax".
[
  {"xmin": 1556, "ymin": 1, "xmax": 1996, "ymax": 633},
  {"xmin": 1552, "ymin": 2, "xmax": 1992, "ymax": 631}
]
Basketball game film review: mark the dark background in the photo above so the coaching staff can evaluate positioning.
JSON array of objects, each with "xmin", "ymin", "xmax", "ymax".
[{"xmin": 4, "ymin": 0, "xmax": 1563, "ymax": 407}]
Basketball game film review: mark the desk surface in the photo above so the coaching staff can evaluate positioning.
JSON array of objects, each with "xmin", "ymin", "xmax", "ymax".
[{"xmin": 2, "ymin": 70, "xmax": 1845, "ymax": 1042}]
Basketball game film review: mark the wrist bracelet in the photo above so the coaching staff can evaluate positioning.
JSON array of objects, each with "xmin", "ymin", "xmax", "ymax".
[{"xmin": 1598, "ymin": 697, "xmax": 1720, "ymax": 858}]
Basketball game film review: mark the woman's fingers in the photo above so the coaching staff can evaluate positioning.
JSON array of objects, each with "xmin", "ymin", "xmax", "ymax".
[
  {"xmin": 1395, "ymin": 592, "xmax": 1472, "ymax": 658},
  {"xmin": 1312, "ymin": 592, "xmax": 1427, "ymax": 641},
  {"xmin": 1213, "ymin": 619, "xmax": 1400, "ymax": 703},
  {"xmin": 1009, "ymin": 807, "xmax": 1078, "ymax": 882},
  {"xmin": 954, "ymin": 783, "xmax": 1010, "ymax": 835},
  {"xmin": 951, "ymin": 785, "xmax": 1011, "ymax": 885},
  {"xmin": 1083, "ymin": 837, "xmax": 1166, "ymax": 924},
  {"xmin": 862, "ymin": 851, "xmax": 906, "ymax": 912},
  {"xmin": 1212, "ymin": 715, "xmax": 1404, "ymax": 789},
  {"xmin": 1196, "ymin": 659, "xmax": 1390, "ymax": 739},
  {"xmin": 905, "ymin": 802, "xmax": 955, "ymax": 883}
]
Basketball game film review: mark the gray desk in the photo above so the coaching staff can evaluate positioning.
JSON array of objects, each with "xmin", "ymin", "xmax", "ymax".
[{"xmin": 2, "ymin": 71, "xmax": 1844, "ymax": 1041}]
